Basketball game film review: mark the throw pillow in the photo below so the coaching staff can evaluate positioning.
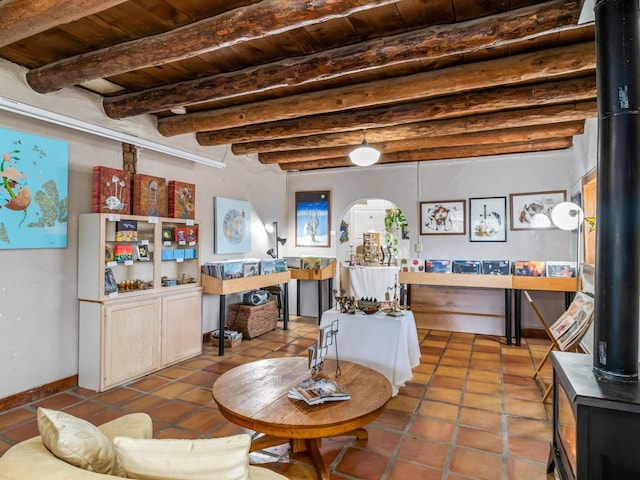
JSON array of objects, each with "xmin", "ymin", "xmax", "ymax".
[
  {"xmin": 37, "ymin": 407, "xmax": 125, "ymax": 476},
  {"xmin": 112, "ymin": 434, "xmax": 251, "ymax": 480}
]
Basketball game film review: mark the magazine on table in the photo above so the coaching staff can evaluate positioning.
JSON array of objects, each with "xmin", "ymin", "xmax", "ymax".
[{"xmin": 288, "ymin": 377, "xmax": 350, "ymax": 406}]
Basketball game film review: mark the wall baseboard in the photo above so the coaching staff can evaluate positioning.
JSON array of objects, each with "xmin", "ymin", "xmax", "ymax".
[{"xmin": 0, "ymin": 375, "xmax": 78, "ymax": 413}]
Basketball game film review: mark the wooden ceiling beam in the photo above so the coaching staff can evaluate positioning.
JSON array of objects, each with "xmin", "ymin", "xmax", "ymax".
[
  {"xmin": 103, "ymin": 0, "xmax": 581, "ymax": 119},
  {"xmin": 198, "ymin": 76, "xmax": 596, "ymax": 146},
  {"xmin": 232, "ymin": 101, "xmax": 597, "ymax": 154},
  {"xmin": 279, "ymin": 139, "xmax": 575, "ymax": 171},
  {"xmin": 258, "ymin": 122, "xmax": 586, "ymax": 164},
  {"xmin": 0, "ymin": 0, "xmax": 127, "ymax": 48},
  {"xmin": 159, "ymin": 42, "xmax": 595, "ymax": 136},
  {"xmin": 25, "ymin": 0, "xmax": 398, "ymax": 93}
]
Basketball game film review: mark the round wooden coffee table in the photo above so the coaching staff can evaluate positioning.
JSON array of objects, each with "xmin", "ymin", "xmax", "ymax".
[{"xmin": 212, "ymin": 356, "xmax": 392, "ymax": 480}]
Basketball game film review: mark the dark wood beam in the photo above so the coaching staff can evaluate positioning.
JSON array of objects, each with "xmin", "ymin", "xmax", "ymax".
[
  {"xmin": 0, "ymin": 0, "xmax": 127, "ymax": 48},
  {"xmin": 232, "ymin": 101, "xmax": 597, "ymax": 154},
  {"xmin": 258, "ymin": 122, "xmax": 586, "ymax": 164},
  {"xmin": 159, "ymin": 42, "xmax": 595, "ymax": 136},
  {"xmin": 199, "ymin": 76, "xmax": 596, "ymax": 146},
  {"xmin": 279, "ymin": 139, "xmax": 575, "ymax": 171},
  {"xmin": 103, "ymin": 0, "xmax": 581, "ymax": 119},
  {"xmin": 25, "ymin": 0, "xmax": 399, "ymax": 93}
]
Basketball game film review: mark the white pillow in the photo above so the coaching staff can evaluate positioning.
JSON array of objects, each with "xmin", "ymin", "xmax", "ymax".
[
  {"xmin": 36, "ymin": 407, "xmax": 125, "ymax": 476},
  {"xmin": 112, "ymin": 434, "xmax": 251, "ymax": 480}
]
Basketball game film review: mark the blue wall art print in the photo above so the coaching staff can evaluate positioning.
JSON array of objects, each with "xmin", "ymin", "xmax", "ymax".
[{"xmin": 0, "ymin": 128, "xmax": 69, "ymax": 249}]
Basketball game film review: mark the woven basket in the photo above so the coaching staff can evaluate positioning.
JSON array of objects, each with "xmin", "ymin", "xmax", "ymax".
[
  {"xmin": 227, "ymin": 300, "xmax": 278, "ymax": 339},
  {"xmin": 211, "ymin": 331, "xmax": 242, "ymax": 348}
]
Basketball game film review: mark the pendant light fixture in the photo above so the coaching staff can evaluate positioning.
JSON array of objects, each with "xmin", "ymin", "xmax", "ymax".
[{"xmin": 349, "ymin": 131, "xmax": 380, "ymax": 167}]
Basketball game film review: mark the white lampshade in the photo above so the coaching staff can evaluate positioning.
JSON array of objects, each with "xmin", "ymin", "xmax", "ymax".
[
  {"xmin": 349, "ymin": 141, "xmax": 380, "ymax": 167},
  {"xmin": 551, "ymin": 202, "xmax": 584, "ymax": 231}
]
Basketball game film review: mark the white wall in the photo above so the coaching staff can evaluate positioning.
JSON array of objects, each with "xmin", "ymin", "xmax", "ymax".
[
  {"xmin": 286, "ymin": 151, "xmax": 576, "ymax": 326},
  {"xmin": 0, "ymin": 59, "xmax": 286, "ymax": 399}
]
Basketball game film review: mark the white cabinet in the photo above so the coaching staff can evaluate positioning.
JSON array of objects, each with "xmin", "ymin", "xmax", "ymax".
[
  {"xmin": 161, "ymin": 290, "xmax": 203, "ymax": 367},
  {"xmin": 77, "ymin": 213, "xmax": 203, "ymax": 392}
]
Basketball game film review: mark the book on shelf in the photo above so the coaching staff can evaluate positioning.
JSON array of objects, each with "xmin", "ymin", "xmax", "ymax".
[{"xmin": 288, "ymin": 377, "xmax": 351, "ymax": 406}]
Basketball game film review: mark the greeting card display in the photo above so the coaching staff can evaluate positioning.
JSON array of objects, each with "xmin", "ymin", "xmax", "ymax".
[
  {"xmin": 92, "ymin": 166, "xmax": 131, "ymax": 214},
  {"xmin": 132, "ymin": 173, "xmax": 168, "ymax": 217},
  {"xmin": 115, "ymin": 220, "xmax": 138, "ymax": 242},
  {"xmin": 168, "ymin": 180, "xmax": 196, "ymax": 219},
  {"xmin": 114, "ymin": 244, "xmax": 134, "ymax": 262}
]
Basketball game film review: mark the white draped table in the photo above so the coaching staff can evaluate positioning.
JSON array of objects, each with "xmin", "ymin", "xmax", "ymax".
[
  {"xmin": 341, "ymin": 265, "xmax": 401, "ymax": 301},
  {"xmin": 320, "ymin": 308, "xmax": 421, "ymax": 395}
]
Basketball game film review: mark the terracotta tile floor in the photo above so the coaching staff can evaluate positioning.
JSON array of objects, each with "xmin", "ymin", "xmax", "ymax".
[{"xmin": 0, "ymin": 316, "xmax": 557, "ymax": 479}]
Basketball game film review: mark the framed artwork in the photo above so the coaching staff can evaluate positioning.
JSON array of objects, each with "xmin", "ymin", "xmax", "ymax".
[
  {"xmin": 509, "ymin": 190, "xmax": 566, "ymax": 230},
  {"xmin": 295, "ymin": 191, "xmax": 330, "ymax": 247},
  {"xmin": 420, "ymin": 200, "xmax": 466, "ymax": 235},
  {"xmin": 469, "ymin": 196, "xmax": 507, "ymax": 242},
  {"xmin": 214, "ymin": 197, "xmax": 252, "ymax": 254},
  {"xmin": 582, "ymin": 169, "xmax": 597, "ymax": 266},
  {"xmin": 1, "ymin": 127, "xmax": 69, "ymax": 249}
]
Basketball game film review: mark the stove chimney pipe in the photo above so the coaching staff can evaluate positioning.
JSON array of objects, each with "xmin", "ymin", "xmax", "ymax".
[{"xmin": 592, "ymin": 0, "xmax": 640, "ymax": 382}]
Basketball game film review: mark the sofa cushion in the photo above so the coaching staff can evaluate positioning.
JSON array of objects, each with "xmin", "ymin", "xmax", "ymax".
[
  {"xmin": 36, "ymin": 407, "xmax": 125, "ymax": 477},
  {"xmin": 112, "ymin": 434, "xmax": 251, "ymax": 480}
]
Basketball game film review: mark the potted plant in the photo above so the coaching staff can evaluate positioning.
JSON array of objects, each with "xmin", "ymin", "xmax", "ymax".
[{"xmin": 384, "ymin": 208, "xmax": 407, "ymax": 263}]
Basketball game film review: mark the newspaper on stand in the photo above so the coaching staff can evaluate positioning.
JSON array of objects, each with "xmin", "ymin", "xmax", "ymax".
[{"xmin": 549, "ymin": 291, "xmax": 595, "ymax": 350}]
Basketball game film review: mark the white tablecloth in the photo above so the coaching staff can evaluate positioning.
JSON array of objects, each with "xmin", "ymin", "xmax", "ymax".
[
  {"xmin": 319, "ymin": 309, "xmax": 421, "ymax": 395},
  {"xmin": 341, "ymin": 265, "xmax": 401, "ymax": 301}
]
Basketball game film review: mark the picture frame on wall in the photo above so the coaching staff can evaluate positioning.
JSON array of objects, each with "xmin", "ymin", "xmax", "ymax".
[
  {"xmin": 469, "ymin": 196, "xmax": 507, "ymax": 242},
  {"xmin": 214, "ymin": 197, "xmax": 252, "ymax": 254},
  {"xmin": 509, "ymin": 190, "xmax": 567, "ymax": 230},
  {"xmin": 419, "ymin": 200, "xmax": 466, "ymax": 235},
  {"xmin": 295, "ymin": 191, "xmax": 331, "ymax": 247}
]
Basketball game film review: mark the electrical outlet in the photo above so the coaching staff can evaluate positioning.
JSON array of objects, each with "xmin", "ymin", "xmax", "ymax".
[{"xmin": 415, "ymin": 243, "xmax": 423, "ymax": 252}]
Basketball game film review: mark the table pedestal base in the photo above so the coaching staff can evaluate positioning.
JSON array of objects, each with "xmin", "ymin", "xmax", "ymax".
[{"xmin": 249, "ymin": 428, "xmax": 369, "ymax": 480}]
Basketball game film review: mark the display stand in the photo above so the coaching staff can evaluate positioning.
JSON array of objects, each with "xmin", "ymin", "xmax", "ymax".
[
  {"xmin": 399, "ymin": 271, "xmax": 513, "ymax": 345},
  {"xmin": 524, "ymin": 289, "xmax": 593, "ymax": 402},
  {"xmin": 202, "ymin": 271, "xmax": 291, "ymax": 356},
  {"xmin": 289, "ymin": 260, "xmax": 336, "ymax": 322}
]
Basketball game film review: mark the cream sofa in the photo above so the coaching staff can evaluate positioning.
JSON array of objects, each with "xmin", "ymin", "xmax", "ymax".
[{"xmin": 0, "ymin": 412, "xmax": 287, "ymax": 480}]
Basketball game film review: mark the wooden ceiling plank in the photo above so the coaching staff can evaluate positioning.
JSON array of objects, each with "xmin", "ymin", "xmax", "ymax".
[
  {"xmin": 25, "ymin": 0, "xmax": 400, "ymax": 93},
  {"xmin": 231, "ymin": 100, "xmax": 596, "ymax": 154},
  {"xmin": 198, "ymin": 76, "xmax": 596, "ymax": 145},
  {"xmin": 104, "ymin": 0, "xmax": 581, "ymax": 119},
  {"xmin": 258, "ymin": 121, "xmax": 585, "ymax": 164},
  {"xmin": 159, "ymin": 41, "xmax": 595, "ymax": 136},
  {"xmin": 0, "ymin": 0, "xmax": 128, "ymax": 48},
  {"xmin": 279, "ymin": 138, "xmax": 574, "ymax": 171}
]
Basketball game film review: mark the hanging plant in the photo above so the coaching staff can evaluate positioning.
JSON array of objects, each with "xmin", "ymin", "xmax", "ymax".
[{"xmin": 384, "ymin": 208, "xmax": 407, "ymax": 257}]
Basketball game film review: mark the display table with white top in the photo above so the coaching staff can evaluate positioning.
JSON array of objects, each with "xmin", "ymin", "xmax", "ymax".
[
  {"xmin": 319, "ymin": 308, "xmax": 421, "ymax": 395},
  {"xmin": 341, "ymin": 265, "xmax": 401, "ymax": 301}
]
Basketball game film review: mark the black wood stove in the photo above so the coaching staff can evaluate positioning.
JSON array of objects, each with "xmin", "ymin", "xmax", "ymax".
[{"xmin": 549, "ymin": 1, "xmax": 640, "ymax": 478}]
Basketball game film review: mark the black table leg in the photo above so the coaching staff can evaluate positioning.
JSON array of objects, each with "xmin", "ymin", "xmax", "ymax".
[
  {"xmin": 282, "ymin": 283, "xmax": 289, "ymax": 330},
  {"xmin": 218, "ymin": 294, "xmax": 226, "ymax": 356},
  {"xmin": 328, "ymin": 278, "xmax": 333, "ymax": 309},
  {"xmin": 296, "ymin": 279, "xmax": 301, "ymax": 316},
  {"xmin": 317, "ymin": 280, "xmax": 323, "ymax": 324},
  {"xmin": 514, "ymin": 289, "xmax": 522, "ymax": 347},
  {"xmin": 505, "ymin": 288, "xmax": 512, "ymax": 346}
]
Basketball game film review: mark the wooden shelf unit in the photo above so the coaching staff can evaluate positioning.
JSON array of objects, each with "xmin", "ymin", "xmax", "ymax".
[
  {"xmin": 399, "ymin": 272, "xmax": 580, "ymax": 346},
  {"xmin": 77, "ymin": 213, "xmax": 202, "ymax": 392},
  {"xmin": 202, "ymin": 271, "xmax": 291, "ymax": 355},
  {"xmin": 289, "ymin": 260, "xmax": 337, "ymax": 321}
]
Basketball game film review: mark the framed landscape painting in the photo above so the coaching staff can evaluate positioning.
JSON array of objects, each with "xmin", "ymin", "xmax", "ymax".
[
  {"xmin": 295, "ymin": 191, "xmax": 330, "ymax": 247},
  {"xmin": 510, "ymin": 190, "xmax": 566, "ymax": 230},
  {"xmin": 420, "ymin": 200, "xmax": 466, "ymax": 235},
  {"xmin": 469, "ymin": 196, "xmax": 507, "ymax": 242}
]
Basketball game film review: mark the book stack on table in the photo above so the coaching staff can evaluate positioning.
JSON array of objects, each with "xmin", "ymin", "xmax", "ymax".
[{"xmin": 288, "ymin": 378, "xmax": 351, "ymax": 406}]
